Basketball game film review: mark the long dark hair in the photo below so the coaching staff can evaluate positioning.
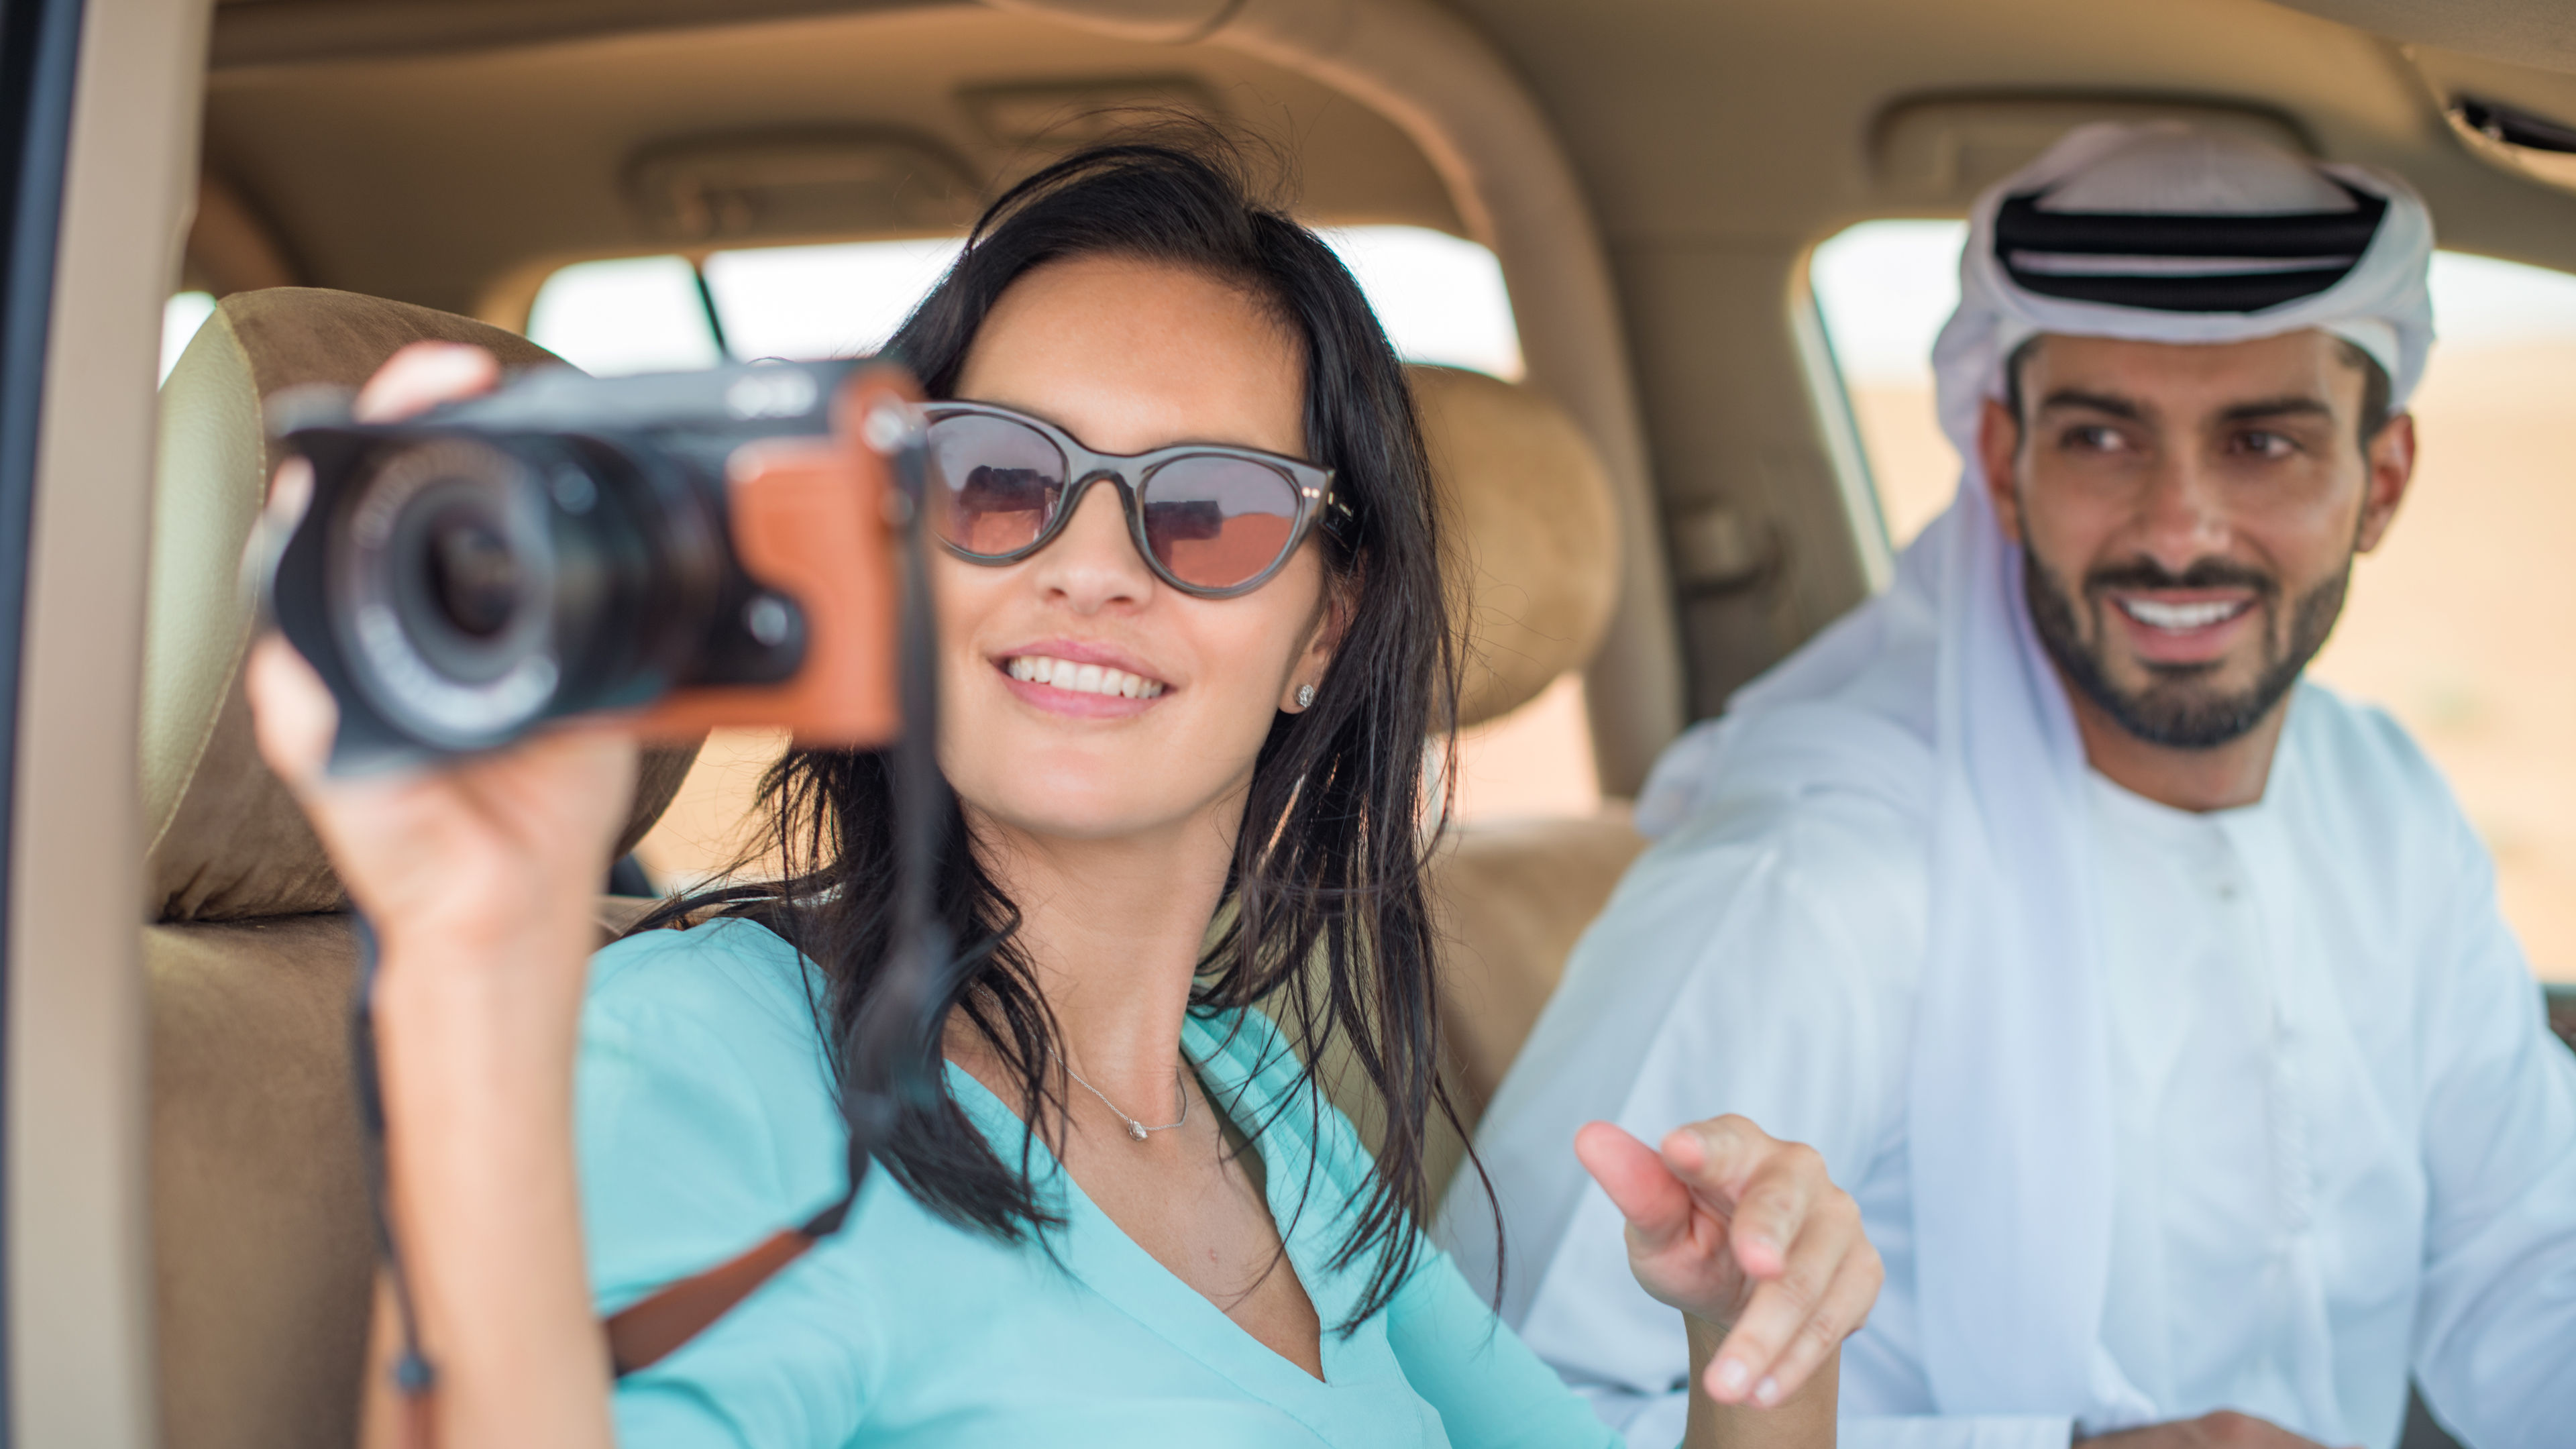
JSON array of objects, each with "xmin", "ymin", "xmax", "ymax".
[{"xmin": 647, "ymin": 133, "xmax": 1466, "ymax": 1328}]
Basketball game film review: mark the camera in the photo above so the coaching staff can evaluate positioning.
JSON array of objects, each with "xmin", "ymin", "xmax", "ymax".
[{"xmin": 264, "ymin": 358, "xmax": 918, "ymax": 772}]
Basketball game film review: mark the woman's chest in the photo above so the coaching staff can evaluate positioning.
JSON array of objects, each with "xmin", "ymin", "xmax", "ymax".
[
  {"xmin": 828, "ymin": 1210, "xmax": 1438, "ymax": 1449},
  {"xmin": 1052, "ymin": 1116, "xmax": 1325, "ymax": 1379}
]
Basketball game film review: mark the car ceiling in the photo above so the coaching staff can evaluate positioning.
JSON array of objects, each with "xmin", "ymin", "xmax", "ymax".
[
  {"xmin": 194, "ymin": 0, "xmax": 2576, "ymax": 747},
  {"xmin": 199, "ymin": 0, "xmax": 2576, "ymax": 301},
  {"xmin": 2268, "ymin": 0, "xmax": 2576, "ymax": 75},
  {"xmin": 200, "ymin": 1, "xmax": 1464, "ymax": 316},
  {"xmin": 1454, "ymin": 0, "xmax": 2576, "ymax": 263}
]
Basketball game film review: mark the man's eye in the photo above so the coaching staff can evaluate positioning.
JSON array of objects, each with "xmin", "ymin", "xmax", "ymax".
[
  {"xmin": 2234, "ymin": 430, "xmax": 2300, "ymax": 460},
  {"xmin": 2060, "ymin": 425, "xmax": 2130, "ymax": 453}
]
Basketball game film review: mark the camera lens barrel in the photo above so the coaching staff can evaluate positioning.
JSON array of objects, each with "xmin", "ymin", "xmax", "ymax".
[
  {"xmin": 321, "ymin": 430, "xmax": 725, "ymax": 754},
  {"xmin": 268, "ymin": 358, "xmax": 858, "ymax": 771}
]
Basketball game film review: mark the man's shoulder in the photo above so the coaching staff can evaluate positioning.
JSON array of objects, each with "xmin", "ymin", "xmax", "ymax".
[
  {"xmin": 2283, "ymin": 680, "xmax": 2473, "ymax": 839},
  {"xmin": 1633, "ymin": 760, "xmax": 1934, "ymax": 904},
  {"xmin": 1588, "ymin": 700, "xmax": 1939, "ymax": 1008},
  {"xmin": 1572, "ymin": 765, "xmax": 1935, "ymax": 1031}
]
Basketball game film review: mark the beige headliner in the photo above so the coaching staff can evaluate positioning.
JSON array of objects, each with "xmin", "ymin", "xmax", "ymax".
[
  {"xmin": 194, "ymin": 0, "xmax": 2576, "ymax": 775},
  {"xmin": 198, "ymin": 0, "xmax": 2576, "ymax": 280}
]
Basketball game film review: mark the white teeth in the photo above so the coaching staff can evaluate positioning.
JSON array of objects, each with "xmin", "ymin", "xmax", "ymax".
[
  {"xmin": 1003, "ymin": 654, "xmax": 1167, "ymax": 699},
  {"xmin": 2119, "ymin": 598, "xmax": 2249, "ymax": 631}
]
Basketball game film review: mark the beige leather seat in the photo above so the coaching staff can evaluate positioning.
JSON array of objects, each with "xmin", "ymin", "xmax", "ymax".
[
  {"xmin": 145, "ymin": 288, "xmax": 698, "ymax": 1449},
  {"xmin": 1399, "ymin": 366, "xmax": 1649, "ymax": 1195}
]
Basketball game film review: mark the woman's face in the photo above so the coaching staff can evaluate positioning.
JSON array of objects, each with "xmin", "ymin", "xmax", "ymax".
[{"xmin": 936, "ymin": 254, "xmax": 1336, "ymax": 849}]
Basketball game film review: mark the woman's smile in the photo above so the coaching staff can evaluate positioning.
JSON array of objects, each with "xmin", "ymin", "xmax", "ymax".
[{"xmin": 993, "ymin": 637, "xmax": 1176, "ymax": 718}]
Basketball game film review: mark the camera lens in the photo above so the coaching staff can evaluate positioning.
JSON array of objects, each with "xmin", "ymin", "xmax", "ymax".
[
  {"xmin": 326, "ymin": 435, "xmax": 568, "ymax": 751},
  {"xmin": 321, "ymin": 430, "xmax": 729, "ymax": 755},
  {"xmin": 425, "ymin": 515, "xmax": 521, "ymax": 638}
]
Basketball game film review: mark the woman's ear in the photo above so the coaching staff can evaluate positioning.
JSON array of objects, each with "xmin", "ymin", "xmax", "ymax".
[{"xmin": 1281, "ymin": 576, "xmax": 1354, "ymax": 713}]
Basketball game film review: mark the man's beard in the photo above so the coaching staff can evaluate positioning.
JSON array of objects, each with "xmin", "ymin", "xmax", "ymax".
[{"xmin": 2022, "ymin": 548, "xmax": 2350, "ymax": 750}]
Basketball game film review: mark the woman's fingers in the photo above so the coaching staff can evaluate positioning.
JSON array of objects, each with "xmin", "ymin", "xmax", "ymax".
[
  {"xmin": 249, "ymin": 342, "xmax": 499, "ymax": 792},
  {"xmin": 1669, "ymin": 1121, "xmax": 1818, "ymax": 1280},
  {"xmin": 1649, "ymin": 1114, "xmax": 1882, "ymax": 1406},
  {"xmin": 1729, "ymin": 1246, "xmax": 1882, "ymax": 1409},
  {"xmin": 1705, "ymin": 1188, "xmax": 1873, "ymax": 1405},
  {"xmin": 354, "ymin": 341, "xmax": 498, "ymax": 423},
  {"xmin": 246, "ymin": 633, "xmax": 338, "ymax": 794},
  {"xmin": 1657, "ymin": 1114, "xmax": 1771, "ymax": 1197},
  {"xmin": 1574, "ymin": 1120, "xmax": 1694, "ymax": 1254}
]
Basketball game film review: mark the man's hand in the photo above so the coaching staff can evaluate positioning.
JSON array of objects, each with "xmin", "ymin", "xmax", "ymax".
[{"xmin": 2081, "ymin": 1411, "xmax": 2357, "ymax": 1449}]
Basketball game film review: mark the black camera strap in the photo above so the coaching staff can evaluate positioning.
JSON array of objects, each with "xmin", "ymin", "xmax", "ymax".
[
  {"xmin": 604, "ymin": 386, "xmax": 953, "ymax": 1375},
  {"xmin": 348, "ymin": 910, "xmax": 441, "ymax": 1445}
]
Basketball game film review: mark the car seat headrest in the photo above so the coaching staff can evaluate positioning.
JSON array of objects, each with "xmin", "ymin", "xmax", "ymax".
[
  {"xmin": 144, "ymin": 288, "xmax": 698, "ymax": 923},
  {"xmin": 1407, "ymin": 365, "xmax": 1620, "ymax": 730}
]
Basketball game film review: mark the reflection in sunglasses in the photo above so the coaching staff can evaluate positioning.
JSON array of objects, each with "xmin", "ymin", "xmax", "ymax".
[
  {"xmin": 926, "ymin": 405, "xmax": 1328, "ymax": 594},
  {"xmin": 1158, "ymin": 513, "xmax": 1293, "ymax": 590},
  {"xmin": 948, "ymin": 466, "xmax": 1058, "ymax": 553}
]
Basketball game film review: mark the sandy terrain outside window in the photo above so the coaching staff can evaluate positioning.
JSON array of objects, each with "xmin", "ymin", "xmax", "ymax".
[{"xmin": 1813, "ymin": 220, "xmax": 2576, "ymax": 983}]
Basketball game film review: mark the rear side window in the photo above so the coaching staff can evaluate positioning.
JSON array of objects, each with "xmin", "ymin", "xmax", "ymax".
[
  {"xmin": 1809, "ymin": 219, "xmax": 2576, "ymax": 985},
  {"xmin": 525, "ymin": 225, "xmax": 1523, "ymax": 378},
  {"xmin": 161, "ymin": 290, "xmax": 215, "ymax": 382}
]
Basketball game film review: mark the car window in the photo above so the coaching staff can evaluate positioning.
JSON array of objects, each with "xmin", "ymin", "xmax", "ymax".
[
  {"xmin": 1810, "ymin": 219, "xmax": 2576, "ymax": 985},
  {"xmin": 528, "ymin": 241, "xmax": 961, "ymax": 376},
  {"xmin": 525, "ymin": 225, "xmax": 1524, "ymax": 378},
  {"xmin": 160, "ymin": 290, "xmax": 217, "ymax": 383},
  {"xmin": 596, "ymin": 226, "xmax": 1584, "ymax": 889}
]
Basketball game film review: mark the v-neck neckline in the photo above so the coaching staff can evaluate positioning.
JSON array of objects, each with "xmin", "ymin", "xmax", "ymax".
[{"xmin": 941, "ymin": 1012, "xmax": 1359, "ymax": 1402}]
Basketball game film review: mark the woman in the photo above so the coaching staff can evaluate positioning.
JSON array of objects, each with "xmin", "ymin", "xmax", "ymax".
[{"xmin": 249, "ymin": 139, "xmax": 1882, "ymax": 1448}]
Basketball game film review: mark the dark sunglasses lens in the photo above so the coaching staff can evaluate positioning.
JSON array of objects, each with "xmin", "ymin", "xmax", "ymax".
[
  {"xmin": 927, "ymin": 414, "xmax": 1067, "ymax": 557},
  {"xmin": 1142, "ymin": 457, "xmax": 1302, "ymax": 592}
]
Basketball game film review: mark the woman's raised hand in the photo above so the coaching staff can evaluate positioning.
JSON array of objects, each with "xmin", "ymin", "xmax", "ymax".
[
  {"xmin": 246, "ymin": 341, "xmax": 639, "ymax": 967},
  {"xmin": 1574, "ymin": 1115, "xmax": 1882, "ymax": 1414},
  {"xmin": 249, "ymin": 341, "xmax": 636, "ymax": 1449}
]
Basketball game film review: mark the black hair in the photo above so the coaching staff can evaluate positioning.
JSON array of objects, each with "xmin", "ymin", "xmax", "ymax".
[
  {"xmin": 2002, "ymin": 332, "xmax": 2394, "ymax": 446},
  {"xmin": 642, "ymin": 131, "xmax": 1468, "ymax": 1330}
]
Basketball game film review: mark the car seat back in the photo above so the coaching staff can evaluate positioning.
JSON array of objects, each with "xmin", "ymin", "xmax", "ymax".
[
  {"xmin": 145, "ymin": 288, "xmax": 696, "ymax": 1449},
  {"xmin": 1328, "ymin": 366, "xmax": 1648, "ymax": 1196}
]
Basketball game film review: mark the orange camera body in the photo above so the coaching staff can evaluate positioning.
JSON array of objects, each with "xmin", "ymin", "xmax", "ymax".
[
  {"xmin": 268, "ymin": 360, "xmax": 920, "ymax": 772},
  {"xmin": 625, "ymin": 369, "xmax": 909, "ymax": 748}
]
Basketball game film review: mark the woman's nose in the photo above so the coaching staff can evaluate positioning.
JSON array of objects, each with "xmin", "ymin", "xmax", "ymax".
[{"xmin": 1030, "ymin": 480, "xmax": 1153, "ymax": 612}]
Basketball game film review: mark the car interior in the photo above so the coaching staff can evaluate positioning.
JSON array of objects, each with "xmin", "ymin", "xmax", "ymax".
[{"xmin": 11, "ymin": 0, "xmax": 2576, "ymax": 1442}]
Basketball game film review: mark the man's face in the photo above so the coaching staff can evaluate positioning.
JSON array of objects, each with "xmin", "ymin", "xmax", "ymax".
[{"xmin": 1979, "ymin": 330, "xmax": 2416, "ymax": 749}]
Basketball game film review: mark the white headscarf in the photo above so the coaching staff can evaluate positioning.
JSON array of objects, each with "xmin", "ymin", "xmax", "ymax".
[{"xmin": 1634, "ymin": 122, "xmax": 2435, "ymax": 1429}]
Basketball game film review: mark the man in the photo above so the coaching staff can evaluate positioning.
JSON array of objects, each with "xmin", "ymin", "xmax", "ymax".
[{"xmin": 1445, "ymin": 123, "xmax": 2576, "ymax": 1449}]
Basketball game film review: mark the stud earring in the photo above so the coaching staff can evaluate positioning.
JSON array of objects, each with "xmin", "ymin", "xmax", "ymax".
[{"xmin": 1295, "ymin": 684, "xmax": 1316, "ymax": 709}]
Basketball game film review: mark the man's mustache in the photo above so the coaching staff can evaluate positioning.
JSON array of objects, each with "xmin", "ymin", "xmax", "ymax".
[{"xmin": 2082, "ymin": 557, "xmax": 2280, "ymax": 600}]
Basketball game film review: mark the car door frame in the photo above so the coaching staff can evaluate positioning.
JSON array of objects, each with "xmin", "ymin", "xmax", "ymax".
[{"xmin": 2, "ymin": 0, "xmax": 208, "ymax": 1440}]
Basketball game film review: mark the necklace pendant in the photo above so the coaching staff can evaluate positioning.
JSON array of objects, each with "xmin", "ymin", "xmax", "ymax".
[{"xmin": 1126, "ymin": 1120, "xmax": 1149, "ymax": 1142}]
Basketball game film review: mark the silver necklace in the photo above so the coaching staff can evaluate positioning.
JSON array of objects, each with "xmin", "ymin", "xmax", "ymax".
[{"xmin": 1053, "ymin": 1050, "xmax": 1190, "ymax": 1142}]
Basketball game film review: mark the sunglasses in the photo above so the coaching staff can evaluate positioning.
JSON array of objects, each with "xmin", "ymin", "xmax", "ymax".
[{"xmin": 923, "ymin": 401, "xmax": 1351, "ymax": 599}]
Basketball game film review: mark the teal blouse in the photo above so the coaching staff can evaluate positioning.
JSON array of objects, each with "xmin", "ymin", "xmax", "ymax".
[{"xmin": 575, "ymin": 917, "xmax": 1627, "ymax": 1448}]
